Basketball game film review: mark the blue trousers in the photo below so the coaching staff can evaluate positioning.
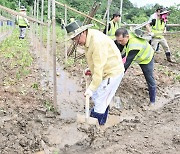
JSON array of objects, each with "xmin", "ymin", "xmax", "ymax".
[{"xmin": 139, "ymin": 58, "xmax": 156, "ymax": 103}]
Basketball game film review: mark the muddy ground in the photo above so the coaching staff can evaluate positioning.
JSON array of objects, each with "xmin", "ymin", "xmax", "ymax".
[{"xmin": 0, "ymin": 33, "xmax": 180, "ymax": 154}]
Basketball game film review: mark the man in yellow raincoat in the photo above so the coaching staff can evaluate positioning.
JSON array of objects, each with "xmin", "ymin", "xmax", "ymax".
[{"xmin": 65, "ymin": 20, "xmax": 124, "ymax": 125}]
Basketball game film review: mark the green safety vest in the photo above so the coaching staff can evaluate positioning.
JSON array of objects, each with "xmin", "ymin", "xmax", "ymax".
[
  {"xmin": 124, "ymin": 33, "xmax": 154, "ymax": 64},
  {"xmin": 108, "ymin": 20, "xmax": 119, "ymax": 40},
  {"xmin": 151, "ymin": 19, "xmax": 165, "ymax": 39},
  {"xmin": 17, "ymin": 16, "xmax": 28, "ymax": 27}
]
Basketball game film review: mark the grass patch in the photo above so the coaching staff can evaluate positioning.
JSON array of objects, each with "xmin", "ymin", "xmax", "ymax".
[{"xmin": 0, "ymin": 28, "xmax": 33, "ymax": 83}]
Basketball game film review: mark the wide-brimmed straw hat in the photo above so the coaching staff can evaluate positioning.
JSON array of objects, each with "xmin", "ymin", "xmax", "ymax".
[{"xmin": 65, "ymin": 20, "xmax": 93, "ymax": 40}]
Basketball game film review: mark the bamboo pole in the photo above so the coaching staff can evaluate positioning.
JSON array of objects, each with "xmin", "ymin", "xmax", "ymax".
[
  {"xmin": 36, "ymin": 0, "xmax": 39, "ymax": 38},
  {"xmin": 0, "ymin": 4, "xmax": 47, "ymax": 25},
  {"xmin": 18, "ymin": 0, "xmax": 21, "ymax": 9},
  {"xmin": 106, "ymin": 0, "xmax": 111, "ymax": 35},
  {"xmin": 119, "ymin": 0, "xmax": 123, "ymax": 24},
  {"xmin": 55, "ymin": 1, "xmax": 105, "ymax": 26},
  {"xmin": 52, "ymin": 0, "xmax": 57, "ymax": 109},
  {"xmin": 47, "ymin": 0, "xmax": 51, "ymax": 63},
  {"xmin": 64, "ymin": 5, "xmax": 67, "ymax": 63},
  {"xmin": 40, "ymin": 0, "xmax": 44, "ymax": 48},
  {"xmin": 30, "ymin": 7, "xmax": 33, "ymax": 45},
  {"xmin": 37, "ymin": 0, "xmax": 39, "ymax": 20},
  {"xmin": 34, "ymin": 0, "xmax": 37, "ymax": 50}
]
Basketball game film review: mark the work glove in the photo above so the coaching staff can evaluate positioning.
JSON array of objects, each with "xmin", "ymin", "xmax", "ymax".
[
  {"xmin": 84, "ymin": 68, "xmax": 91, "ymax": 76},
  {"xmin": 149, "ymin": 32, "xmax": 154, "ymax": 37},
  {"xmin": 84, "ymin": 88, "xmax": 93, "ymax": 97}
]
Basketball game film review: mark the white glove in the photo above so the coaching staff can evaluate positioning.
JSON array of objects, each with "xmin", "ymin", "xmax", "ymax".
[
  {"xmin": 149, "ymin": 32, "xmax": 154, "ymax": 37},
  {"xmin": 84, "ymin": 88, "xmax": 93, "ymax": 97}
]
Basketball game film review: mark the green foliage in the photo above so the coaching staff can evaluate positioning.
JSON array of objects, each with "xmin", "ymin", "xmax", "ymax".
[
  {"xmin": 31, "ymin": 83, "xmax": 39, "ymax": 90},
  {"xmin": 1, "ymin": 0, "xmax": 180, "ymax": 28},
  {"xmin": 175, "ymin": 74, "xmax": 180, "ymax": 82},
  {"xmin": 0, "ymin": 29, "xmax": 33, "ymax": 80},
  {"xmin": 44, "ymin": 100, "xmax": 55, "ymax": 112}
]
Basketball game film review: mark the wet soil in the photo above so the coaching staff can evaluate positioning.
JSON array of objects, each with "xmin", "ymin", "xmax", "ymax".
[{"xmin": 0, "ymin": 32, "xmax": 179, "ymax": 154}]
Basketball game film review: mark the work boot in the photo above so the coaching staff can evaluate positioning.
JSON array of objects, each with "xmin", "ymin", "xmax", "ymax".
[
  {"xmin": 165, "ymin": 52, "xmax": 172, "ymax": 62},
  {"xmin": 90, "ymin": 106, "xmax": 109, "ymax": 125},
  {"xmin": 149, "ymin": 86, "xmax": 156, "ymax": 104}
]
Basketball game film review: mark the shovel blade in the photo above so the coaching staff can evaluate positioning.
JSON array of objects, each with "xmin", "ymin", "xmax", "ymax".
[{"xmin": 77, "ymin": 113, "xmax": 98, "ymax": 125}]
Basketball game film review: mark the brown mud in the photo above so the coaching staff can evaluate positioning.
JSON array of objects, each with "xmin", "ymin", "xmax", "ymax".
[{"xmin": 0, "ymin": 33, "xmax": 179, "ymax": 154}]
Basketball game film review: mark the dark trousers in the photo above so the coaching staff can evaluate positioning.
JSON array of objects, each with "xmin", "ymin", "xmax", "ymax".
[{"xmin": 139, "ymin": 58, "xmax": 156, "ymax": 103}]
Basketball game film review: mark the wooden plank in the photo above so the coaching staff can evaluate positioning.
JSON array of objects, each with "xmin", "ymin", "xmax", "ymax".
[{"xmin": 55, "ymin": 1, "xmax": 105, "ymax": 26}]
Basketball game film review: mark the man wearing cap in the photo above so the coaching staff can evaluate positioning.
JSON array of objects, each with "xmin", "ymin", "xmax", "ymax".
[
  {"xmin": 146, "ymin": 8, "xmax": 172, "ymax": 62},
  {"xmin": 115, "ymin": 28, "xmax": 156, "ymax": 105},
  {"xmin": 17, "ymin": 6, "xmax": 29, "ymax": 39},
  {"xmin": 65, "ymin": 20, "xmax": 124, "ymax": 125},
  {"xmin": 103, "ymin": 13, "xmax": 121, "ymax": 40}
]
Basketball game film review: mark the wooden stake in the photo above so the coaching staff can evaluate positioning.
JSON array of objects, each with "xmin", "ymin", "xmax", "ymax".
[
  {"xmin": 34, "ymin": 0, "xmax": 37, "ymax": 50},
  {"xmin": 40, "ymin": 0, "xmax": 44, "ymax": 49},
  {"xmin": 64, "ymin": 5, "xmax": 67, "ymax": 63},
  {"xmin": 120, "ymin": 0, "xmax": 123, "ymax": 24},
  {"xmin": 106, "ymin": 0, "xmax": 111, "ymax": 35},
  {"xmin": 36, "ymin": 0, "xmax": 39, "ymax": 38},
  {"xmin": 52, "ymin": 0, "xmax": 57, "ymax": 109},
  {"xmin": 47, "ymin": 0, "xmax": 51, "ymax": 65}
]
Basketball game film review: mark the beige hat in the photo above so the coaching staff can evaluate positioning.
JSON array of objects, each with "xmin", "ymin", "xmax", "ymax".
[
  {"xmin": 20, "ymin": 6, "xmax": 26, "ymax": 11},
  {"xmin": 65, "ymin": 20, "xmax": 93, "ymax": 40}
]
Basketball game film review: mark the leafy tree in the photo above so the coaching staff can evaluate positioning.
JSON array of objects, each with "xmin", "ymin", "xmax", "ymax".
[{"xmin": 0, "ymin": 0, "xmax": 179, "ymax": 28}]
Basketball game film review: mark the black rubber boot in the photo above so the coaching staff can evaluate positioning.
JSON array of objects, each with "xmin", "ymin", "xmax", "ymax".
[
  {"xmin": 165, "ymin": 52, "xmax": 172, "ymax": 62},
  {"xmin": 149, "ymin": 86, "xmax": 156, "ymax": 104},
  {"xmin": 90, "ymin": 106, "xmax": 109, "ymax": 125}
]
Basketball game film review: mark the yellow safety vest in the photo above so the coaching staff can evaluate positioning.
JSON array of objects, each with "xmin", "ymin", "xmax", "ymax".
[
  {"xmin": 124, "ymin": 33, "xmax": 154, "ymax": 64},
  {"xmin": 152, "ymin": 19, "xmax": 165, "ymax": 39},
  {"xmin": 108, "ymin": 20, "xmax": 119, "ymax": 40},
  {"xmin": 17, "ymin": 16, "xmax": 28, "ymax": 27}
]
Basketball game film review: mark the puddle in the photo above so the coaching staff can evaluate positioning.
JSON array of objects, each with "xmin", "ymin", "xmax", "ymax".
[
  {"xmin": 155, "ymin": 85, "xmax": 180, "ymax": 109},
  {"xmin": 31, "ymin": 38, "xmax": 85, "ymax": 120},
  {"xmin": 46, "ymin": 123, "xmax": 88, "ymax": 149}
]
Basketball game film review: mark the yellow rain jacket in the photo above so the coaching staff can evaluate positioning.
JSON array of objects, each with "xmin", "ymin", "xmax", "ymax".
[{"xmin": 85, "ymin": 29, "xmax": 125, "ymax": 91}]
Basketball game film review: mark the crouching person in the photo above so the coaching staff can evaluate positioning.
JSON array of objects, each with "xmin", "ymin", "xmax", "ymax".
[
  {"xmin": 115, "ymin": 28, "xmax": 156, "ymax": 105},
  {"xmin": 65, "ymin": 20, "xmax": 124, "ymax": 125}
]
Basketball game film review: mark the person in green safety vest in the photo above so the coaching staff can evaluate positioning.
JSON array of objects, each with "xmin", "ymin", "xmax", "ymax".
[
  {"xmin": 115, "ymin": 28, "xmax": 156, "ymax": 105},
  {"xmin": 103, "ymin": 12, "xmax": 121, "ymax": 40},
  {"xmin": 146, "ymin": 8, "xmax": 172, "ymax": 62},
  {"xmin": 16, "ymin": 6, "xmax": 29, "ymax": 39}
]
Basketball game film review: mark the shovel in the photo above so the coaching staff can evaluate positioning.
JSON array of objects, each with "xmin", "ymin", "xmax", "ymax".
[{"xmin": 77, "ymin": 72, "xmax": 98, "ymax": 125}]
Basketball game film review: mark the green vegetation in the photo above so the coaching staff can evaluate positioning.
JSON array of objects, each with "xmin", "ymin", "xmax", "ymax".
[
  {"xmin": 1, "ymin": 0, "xmax": 179, "ymax": 28},
  {"xmin": 0, "ymin": 29, "xmax": 33, "ymax": 83},
  {"xmin": 44, "ymin": 100, "xmax": 55, "ymax": 112}
]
